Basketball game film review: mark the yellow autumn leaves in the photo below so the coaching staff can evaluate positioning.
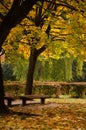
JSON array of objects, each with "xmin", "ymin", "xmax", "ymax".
[
  {"xmin": 0, "ymin": 100, "xmax": 86, "ymax": 130},
  {"xmin": 2, "ymin": 1, "xmax": 86, "ymax": 61}
]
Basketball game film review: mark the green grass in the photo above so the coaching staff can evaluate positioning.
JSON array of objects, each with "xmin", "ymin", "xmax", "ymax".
[{"xmin": 46, "ymin": 95, "xmax": 86, "ymax": 104}]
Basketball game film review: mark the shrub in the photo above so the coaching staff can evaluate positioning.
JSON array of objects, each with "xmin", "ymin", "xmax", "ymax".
[
  {"xmin": 4, "ymin": 84, "xmax": 24, "ymax": 96},
  {"xmin": 33, "ymin": 85, "xmax": 59, "ymax": 97},
  {"xmin": 70, "ymin": 85, "xmax": 85, "ymax": 98},
  {"xmin": 2, "ymin": 63, "xmax": 16, "ymax": 81}
]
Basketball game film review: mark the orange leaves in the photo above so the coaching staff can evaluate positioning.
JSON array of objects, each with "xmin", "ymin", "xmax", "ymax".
[
  {"xmin": 0, "ymin": 101, "xmax": 86, "ymax": 130},
  {"xmin": 18, "ymin": 44, "xmax": 30, "ymax": 59},
  {"xmin": 3, "ymin": 43, "xmax": 13, "ymax": 55},
  {"xmin": 2, "ymin": 0, "xmax": 86, "ymax": 62}
]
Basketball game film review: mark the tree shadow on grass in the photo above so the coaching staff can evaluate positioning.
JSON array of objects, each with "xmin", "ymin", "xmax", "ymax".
[
  {"xmin": 0, "ymin": 109, "xmax": 40, "ymax": 117},
  {"xmin": 11, "ymin": 110, "xmax": 40, "ymax": 117}
]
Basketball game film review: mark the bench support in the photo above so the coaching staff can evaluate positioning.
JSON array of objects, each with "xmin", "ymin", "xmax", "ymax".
[
  {"xmin": 22, "ymin": 98, "xmax": 27, "ymax": 106},
  {"xmin": 41, "ymin": 98, "xmax": 45, "ymax": 104},
  {"xmin": 4, "ymin": 96, "xmax": 18, "ymax": 107},
  {"xmin": 5, "ymin": 98, "xmax": 13, "ymax": 106},
  {"xmin": 7, "ymin": 99, "xmax": 12, "ymax": 106}
]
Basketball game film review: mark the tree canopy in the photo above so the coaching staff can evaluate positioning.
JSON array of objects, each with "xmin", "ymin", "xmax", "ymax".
[{"xmin": 3, "ymin": 0, "xmax": 86, "ymax": 62}]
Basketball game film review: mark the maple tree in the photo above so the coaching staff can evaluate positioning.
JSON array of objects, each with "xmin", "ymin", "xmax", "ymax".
[
  {"xmin": 0, "ymin": 0, "xmax": 86, "ymax": 113},
  {"xmin": 16, "ymin": 1, "xmax": 86, "ymax": 94},
  {"xmin": 3, "ymin": 0, "xmax": 86, "ymax": 94}
]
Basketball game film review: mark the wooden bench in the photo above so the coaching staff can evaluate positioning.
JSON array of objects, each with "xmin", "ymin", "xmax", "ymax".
[
  {"xmin": 19, "ymin": 95, "xmax": 51, "ymax": 105},
  {"xmin": 4, "ymin": 95, "xmax": 51, "ymax": 106}
]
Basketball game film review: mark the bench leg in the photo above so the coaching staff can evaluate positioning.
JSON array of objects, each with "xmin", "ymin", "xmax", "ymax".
[
  {"xmin": 22, "ymin": 99, "xmax": 26, "ymax": 106},
  {"xmin": 41, "ymin": 98, "xmax": 45, "ymax": 104},
  {"xmin": 7, "ymin": 99, "xmax": 12, "ymax": 107}
]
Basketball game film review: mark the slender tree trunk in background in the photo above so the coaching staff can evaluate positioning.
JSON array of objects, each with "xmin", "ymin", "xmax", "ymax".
[
  {"xmin": 25, "ymin": 48, "xmax": 38, "ymax": 95},
  {"xmin": 25, "ymin": 45, "xmax": 46, "ymax": 95}
]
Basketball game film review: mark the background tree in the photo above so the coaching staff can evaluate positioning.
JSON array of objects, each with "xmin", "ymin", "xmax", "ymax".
[
  {"xmin": 4, "ymin": 0, "xmax": 86, "ymax": 95},
  {"xmin": 18, "ymin": 1, "xmax": 86, "ymax": 94}
]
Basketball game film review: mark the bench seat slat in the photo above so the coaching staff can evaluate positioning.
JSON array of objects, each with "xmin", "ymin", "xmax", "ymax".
[{"xmin": 19, "ymin": 95, "xmax": 50, "ymax": 99}]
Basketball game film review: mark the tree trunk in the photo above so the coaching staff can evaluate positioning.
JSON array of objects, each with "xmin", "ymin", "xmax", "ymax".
[
  {"xmin": 25, "ymin": 48, "xmax": 38, "ymax": 95},
  {"xmin": 25, "ymin": 45, "xmax": 46, "ymax": 95},
  {"xmin": 0, "ymin": 0, "xmax": 39, "ymax": 113},
  {"xmin": 0, "ymin": 62, "xmax": 9, "ymax": 113}
]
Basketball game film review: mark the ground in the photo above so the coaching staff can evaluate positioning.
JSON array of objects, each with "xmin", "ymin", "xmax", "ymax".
[{"xmin": 0, "ymin": 98, "xmax": 86, "ymax": 130}]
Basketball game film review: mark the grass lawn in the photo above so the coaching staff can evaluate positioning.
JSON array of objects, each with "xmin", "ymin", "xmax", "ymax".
[{"xmin": 0, "ymin": 98, "xmax": 86, "ymax": 130}]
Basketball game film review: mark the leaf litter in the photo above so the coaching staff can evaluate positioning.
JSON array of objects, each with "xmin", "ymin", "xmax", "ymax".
[{"xmin": 0, "ymin": 99, "xmax": 86, "ymax": 130}]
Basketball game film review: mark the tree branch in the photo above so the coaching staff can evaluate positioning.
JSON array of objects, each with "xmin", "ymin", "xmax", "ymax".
[
  {"xmin": 37, "ymin": 45, "xmax": 47, "ymax": 56},
  {"xmin": 0, "ymin": 0, "xmax": 39, "ymax": 48}
]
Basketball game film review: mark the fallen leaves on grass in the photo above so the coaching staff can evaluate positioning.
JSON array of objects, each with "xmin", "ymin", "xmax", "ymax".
[{"xmin": 0, "ymin": 102, "xmax": 86, "ymax": 130}]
